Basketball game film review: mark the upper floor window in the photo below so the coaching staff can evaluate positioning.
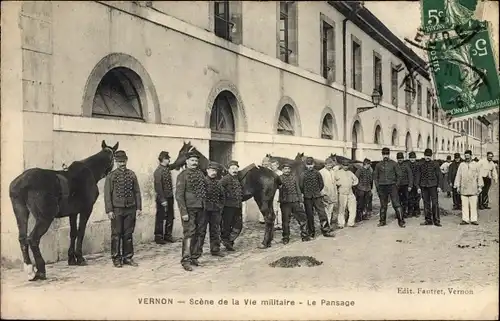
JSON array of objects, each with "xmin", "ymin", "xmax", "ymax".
[
  {"xmin": 374, "ymin": 125, "xmax": 382, "ymax": 145},
  {"xmin": 214, "ymin": 1, "xmax": 242, "ymax": 44},
  {"xmin": 426, "ymin": 89, "xmax": 432, "ymax": 118},
  {"xmin": 351, "ymin": 37, "xmax": 362, "ymax": 91},
  {"xmin": 373, "ymin": 52, "xmax": 382, "ymax": 94},
  {"xmin": 404, "ymin": 77, "xmax": 412, "ymax": 112},
  {"xmin": 279, "ymin": 1, "xmax": 298, "ymax": 65},
  {"xmin": 321, "ymin": 18, "xmax": 335, "ymax": 82},
  {"xmin": 92, "ymin": 67, "xmax": 144, "ymax": 120},
  {"xmin": 417, "ymin": 82, "xmax": 422, "ymax": 116},
  {"xmin": 277, "ymin": 104, "xmax": 296, "ymax": 135},
  {"xmin": 391, "ymin": 64, "xmax": 398, "ymax": 107}
]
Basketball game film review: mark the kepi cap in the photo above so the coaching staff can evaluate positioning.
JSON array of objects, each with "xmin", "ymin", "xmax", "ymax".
[
  {"xmin": 396, "ymin": 152, "xmax": 404, "ymax": 159},
  {"xmin": 382, "ymin": 147, "xmax": 390, "ymax": 155},
  {"xmin": 114, "ymin": 150, "xmax": 128, "ymax": 161},
  {"xmin": 424, "ymin": 148, "xmax": 433, "ymax": 156},
  {"xmin": 305, "ymin": 157, "xmax": 314, "ymax": 165}
]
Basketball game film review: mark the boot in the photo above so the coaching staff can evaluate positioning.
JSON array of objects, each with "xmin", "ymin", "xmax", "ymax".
[
  {"xmin": 433, "ymin": 207, "xmax": 441, "ymax": 227},
  {"xmin": 111, "ymin": 237, "xmax": 122, "ymax": 266},
  {"xmin": 181, "ymin": 237, "xmax": 194, "ymax": 271},
  {"xmin": 320, "ymin": 220, "xmax": 335, "ymax": 237},
  {"xmin": 378, "ymin": 208, "xmax": 387, "ymax": 227},
  {"xmin": 155, "ymin": 235, "xmax": 167, "ymax": 245},
  {"xmin": 395, "ymin": 207, "xmax": 406, "ymax": 228},
  {"xmin": 164, "ymin": 222, "xmax": 177, "ymax": 243}
]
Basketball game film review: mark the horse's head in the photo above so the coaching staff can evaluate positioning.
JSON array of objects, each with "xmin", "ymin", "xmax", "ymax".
[
  {"xmin": 294, "ymin": 152, "xmax": 305, "ymax": 162},
  {"xmin": 100, "ymin": 140, "xmax": 119, "ymax": 177},
  {"xmin": 171, "ymin": 141, "xmax": 195, "ymax": 170}
]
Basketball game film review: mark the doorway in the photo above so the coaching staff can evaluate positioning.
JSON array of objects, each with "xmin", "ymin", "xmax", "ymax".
[
  {"xmin": 351, "ymin": 120, "xmax": 360, "ymax": 161},
  {"xmin": 209, "ymin": 90, "xmax": 236, "ymax": 167}
]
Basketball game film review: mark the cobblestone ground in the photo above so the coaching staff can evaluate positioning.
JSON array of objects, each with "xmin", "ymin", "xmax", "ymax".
[{"xmin": 2, "ymin": 187, "xmax": 498, "ymax": 312}]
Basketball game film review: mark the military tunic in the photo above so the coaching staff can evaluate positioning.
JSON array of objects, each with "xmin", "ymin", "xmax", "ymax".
[
  {"xmin": 153, "ymin": 164, "xmax": 175, "ymax": 239},
  {"xmin": 220, "ymin": 174, "xmax": 244, "ymax": 248},
  {"xmin": 416, "ymin": 160, "xmax": 442, "ymax": 224},
  {"xmin": 299, "ymin": 169, "xmax": 330, "ymax": 237},
  {"xmin": 278, "ymin": 173, "xmax": 309, "ymax": 241},
  {"xmin": 408, "ymin": 161, "xmax": 422, "ymax": 216}
]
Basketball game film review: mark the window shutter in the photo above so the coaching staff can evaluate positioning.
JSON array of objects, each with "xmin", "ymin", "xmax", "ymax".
[
  {"xmin": 287, "ymin": 2, "xmax": 298, "ymax": 65},
  {"xmin": 229, "ymin": 1, "xmax": 243, "ymax": 45},
  {"xmin": 326, "ymin": 25, "xmax": 335, "ymax": 82}
]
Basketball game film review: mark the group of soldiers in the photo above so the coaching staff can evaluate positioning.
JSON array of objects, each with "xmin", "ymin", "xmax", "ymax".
[{"xmin": 102, "ymin": 147, "xmax": 497, "ymax": 272}]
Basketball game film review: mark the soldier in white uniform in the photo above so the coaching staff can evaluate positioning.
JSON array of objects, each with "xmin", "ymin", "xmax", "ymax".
[{"xmin": 270, "ymin": 158, "xmax": 283, "ymax": 230}]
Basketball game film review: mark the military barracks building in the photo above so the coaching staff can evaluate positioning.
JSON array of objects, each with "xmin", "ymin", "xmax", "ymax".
[{"xmin": 0, "ymin": 1, "xmax": 491, "ymax": 264}]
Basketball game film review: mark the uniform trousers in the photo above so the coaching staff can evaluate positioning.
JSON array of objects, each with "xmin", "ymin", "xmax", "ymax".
[
  {"xmin": 154, "ymin": 197, "xmax": 174, "ymax": 238},
  {"xmin": 192, "ymin": 210, "xmax": 222, "ymax": 259},
  {"xmin": 421, "ymin": 186, "xmax": 439, "ymax": 224},
  {"xmin": 304, "ymin": 197, "xmax": 330, "ymax": 236},
  {"xmin": 111, "ymin": 207, "xmax": 137, "ymax": 262},
  {"xmin": 452, "ymin": 188, "xmax": 462, "ymax": 209},
  {"xmin": 273, "ymin": 193, "xmax": 282, "ymax": 227},
  {"xmin": 180, "ymin": 208, "xmax": 204, "ymax": 264},
  {"xmin": 355, "ymin": 189, "xmax": 371, "ymax": 220},
  {"xmin": 397, "ymin": 185, "xmax": 410, "ymax": 216},
  {"xmin": 377, "ymin": 184, "xmax": 401, "ymax": 223},
  {"xmin": 280, "ymin": 202, "xmax": 309, "ymax": 240},
  {"xmin": 408, "ymin": 187, "xmax": 421, "ymax": 215},
  {"xmin": 461, "ymin": 195, "xmax": 478, "ymax": 223},
  {"xmin": 221, "ymin": 207, "xmax": 243, "ymax": 246},
  {"xmin": 323, "ymin": 198, "xmax": 337, "ymax": 225},
  {"xmin": 338, "ymin": 193, "xmax": 356, "ymax": 227},
  {"xmin": 479, "ymin": 177, "xmax": 491, "ymax": 208}
]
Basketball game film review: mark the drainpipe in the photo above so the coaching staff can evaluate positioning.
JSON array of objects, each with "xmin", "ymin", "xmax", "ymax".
[{"xmin": 342, "ymin": 17, "xmax": 349, "ymax": 157}]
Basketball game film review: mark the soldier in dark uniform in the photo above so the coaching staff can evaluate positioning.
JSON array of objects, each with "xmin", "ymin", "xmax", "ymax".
[
  {"xmin": 299, "ymin": 157, "xmax": 335, "ymax": 238},
  {"xmin": 373, "ymin": 147, "xmax": 405, "ymax": 228},
  {"xmin": 396, "ymin": 152, "xmax": 414, "ymax": 218},
  {"xmin": 153, "ymin": 151, "xmax": 176, "ymax": 244},
  {"xmin": 448, "ymin": 152, "xmax": 462, "ymax": 210},
  {"xmin": 407, "ymin": 151, "xmax": 421, "ymax": 217},
  {"xmin": 175, "ymin": 151, "xmax": 207, "ymax": 271},
  {"xmin": 220, "ymin": 160, "xmax": 244, "ymax": 251},
  {"xmin": 355, "ymin": 158, "xmax": 373, "ymax": 221},
  {"xmin": 277, "ymin": 162, "xmax": 311, "ymax": 245},
  {"xmin": 416, "ymin": 148, "xmax": 442, "ymax": 227},
  {"xmin": 192, "ymin": 162, "xmax": 225, "ymax": 259},
  {"xmin": 104, "ymin": 150, "xmax": 142, "ymax": 268}
]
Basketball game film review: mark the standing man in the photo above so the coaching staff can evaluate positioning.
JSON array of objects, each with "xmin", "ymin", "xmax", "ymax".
[
  {"xmin": 415, "ymin": 148, "xmax": 442, "ymax": 227},
  {"xmin": 440, "ymin": 156, "xmax": 452, "ymax": 197},
  {"xmin": 396, "ymin": 152, "xmax": 414, "ymax": 219},
  {"xmin": 407, "ymin": 152, "xmax": 421, "ymax": 217},
  {"xmin": 276, "ymin": 162, "xmax": 312, "ymax": 245},
  {"xmin": 220, "ymin": 160, "xmax": 244, "ymax": 251},
  {"xmin": 355, "ymin": 158, "xmax": 373, "ymax": 221},
  {"xmin": 448, "ymin": 153, "xmax": 462, "ymax": 210},
  {"xmin": 175, "ymin": 151, "xmax": 206, "ymax": 271},
  {"xmin": 104, "ymin": 150, "xmax": 142, "ymax": 268},
  {"xmin": 299, "ymin": 157, "xmax": 335, "ymax": 238},
  {"xmin": 478, "ymin": 152, "xmax": 498, "ymax": 210},
  {"xmin": 319, "ymin": 157, "xmax": 338, "ymax": 226},
  {"xmin": 153, "ymin": 151, "xmax": 175, "ymax": 245},
  {"xmin": 335, "ymin": 160, "xmax": 359, "ymax": 228},
  {"xmin": 270, "ymin": 158, "xmax": 283, "ymax": 230},
  {"xmin": 373, "ymin": 147, "xmax": 405, "ymax": 228},
  {"xmin": 192, "ymin": 162, "xmax": 225, "ymax": 259},
  {"xmin": 259, "ymin": 156, "xmax": 272, "ymax": 224},
  {"xmin": 454, "ymin": 150, "xmax": 483, "ymax": 225}
]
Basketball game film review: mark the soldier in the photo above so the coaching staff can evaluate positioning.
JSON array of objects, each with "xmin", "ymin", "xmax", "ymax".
[
  {"xmin": 175, "ymin": 151, "xmax": 206, "ymax": 271},
  {"xmin": 396, "ymin": 152, "xmax": 414, "ymax": 218},
  {"xmin": 258, "ymin": 156, "xmax": 272, "ymax": 224},
  {"xmin": 477, "ymin": 151, "xmax": 498, "ymax": 210},
  {"xmin": 415, "ymin": 148, "xmax": 442, "ymax": 227},
  {"xmin": 355, "ymin": 158, "xmax": 373, "ymax": 221},
  {"xmin": 104, "ymin": 150, "xmax": 142, "ymax": 268},
  {"xmin": 373, "ymin": 147, "xmax": 405, "ymax": 228},
  {"xmin": 335, "ymin": 160, "xmax": 359, "ymax": 228},
  {"xmin": 454, "ymin": 150, "xmax": 483, "ymax": 225},
  {"xmin": 407, "ymin": 152, "xmax": 421, "ymax": 217},
  {"xmin": 276, "ymin": 162, "xmax": 312, "ymax": 245},
  {"xmin": 220, "ymin": 160, "xmax": 244, "ymax": 251},
  {"xmin": 153, "ymin": 151, "xmax": 176, "ymax": 245},
  {"xmin": 192, "ymin": 162, "xmax": 225, "ymax": 259},
  {"xmin": 448, "ymin": 152, "xmax": 463, "ymax": 210},
  {"xmin": 270, "ymin": 158, "xmax": 283, "ymax": 230},
  {"xmin": 299, "ymin": 157, "xmax": 335, "ymax": 238},
  {"xmin": 440, "ymin": 155, "xmax": 452, "ymax": 197},
  {"xmin": 319, "ymin": 158, "xmax": 338, "ymax": 226}
]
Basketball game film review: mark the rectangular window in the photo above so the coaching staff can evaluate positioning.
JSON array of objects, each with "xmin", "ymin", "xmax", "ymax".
[
  {"xmin": 351, "ymin": 38, "xmax": 362, "ymax": 91},
  {"xmin": 373, "ymin": 52, "xmax": 382, "ymax": 93},
  {"xmin": 321, "ymin": 19, "xmax": 335, "ymax": 82},
  {"xmin": 391, "ymin": 65, "xmax": 399, "ymax": 107},
  {"xmin": 417, "ymin": 82, "xmax": 422, "ymax": 115},
  {"xmin": 426, "ymin": 89, "xmax": 431, "ymax": 118},
  {"xmin": 214, "ymin": 1, "xmax": 242, "ymax": 44},
  {"xmin": 279, "ymin": 1, "xmax": 297, "ymax": 64},
  {"xmin": 405, "ymin": 77, "xmax": 412, "ymax": 112}
]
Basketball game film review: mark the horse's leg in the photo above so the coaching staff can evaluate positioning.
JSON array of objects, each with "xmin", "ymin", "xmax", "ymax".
[
  {"xmin": 256, "ymin": 196, "xmax": 275, "ymax": 249},
  {"xmin": 67, "ymin": 215, "xmax": 78, "ymax": 265},
  {"xmin": 75, "ymin": 211, "xmax": 91, "ymax": 265},
  {"xmin": 11, "ymin": 196, "xmax": 34, "ymax": 278}
]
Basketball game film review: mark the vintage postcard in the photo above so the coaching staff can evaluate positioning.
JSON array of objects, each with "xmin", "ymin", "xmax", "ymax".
[{"xmin": 1, "ymin": 0, "xmax": 499, "ymax": 320}]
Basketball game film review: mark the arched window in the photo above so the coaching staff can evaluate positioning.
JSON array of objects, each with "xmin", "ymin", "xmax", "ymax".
[
  {"xmin": 417, "ymin": 134, "xmax": 423, "ymax": 148},
  {"xmin": 405, "ymin": 132, "xmax": 412, "ymax": 152},
  {"xmin": 441, "ymin": 138, "xmax": 445, "ymax": 151},
  {"xmin": 427, "ymin": 136, "xmax": 431, "ymax": 149},
  {"xmin": 452, "ymin": 141, "xmax": 456, "ymax": 151},
  {"xmin": 277, "ymin": 104, "xmax": 296, "ymax": 135},
  {"xmin": 434, "ymin": 137, "xmax": 438, "ymax": 150},
  {"xmin": 391, "ymin": 128, "xmax": 398, "ymax": 146},
  {"xmin": 321, "ymin": 114, "xmax": 334, "ymax": 139},
  {"xmin": 92, "ymin": 67, "xmax": 144, "ymax": 120},
  {"xmin": 374, "ymin": 125, "xmax": 382, "ymax": 145},
  {"xmin": 447, "ymin": 140, "xmax": 450, "ymax": 151}
]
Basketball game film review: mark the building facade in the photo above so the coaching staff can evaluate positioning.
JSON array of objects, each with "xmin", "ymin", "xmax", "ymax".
[{"xmin": 0, "ymin": 1, "xmax": 491, "ymax": 264}]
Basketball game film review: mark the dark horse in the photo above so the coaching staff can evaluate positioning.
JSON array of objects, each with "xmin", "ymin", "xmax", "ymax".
[
  {"xmin": 9, "ymin": 140, "xmax": 118, "ymax": 281},
  {"xmin": 171, "ymin": 142, "xmax": 281, "ymax": 247}
]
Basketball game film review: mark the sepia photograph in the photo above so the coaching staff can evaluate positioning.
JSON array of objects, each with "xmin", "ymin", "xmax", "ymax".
[{"xmin": 1, "ymin": 0, "xmax": 499, "ymax": 319}]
